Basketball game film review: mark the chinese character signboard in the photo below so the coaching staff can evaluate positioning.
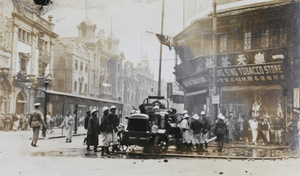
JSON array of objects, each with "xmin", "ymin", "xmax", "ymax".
[
  {"xmin": 167, "ymin": 82, "xmax": 173, "ymax": 100},
  {"xmin": 208, "ymin": 63, "xmax": 284, "ymax": 84}
]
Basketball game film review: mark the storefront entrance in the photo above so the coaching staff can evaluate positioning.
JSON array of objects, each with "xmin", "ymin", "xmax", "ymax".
[{"xmin": 221, "ymin": 85, "xmax": 283, "ymax": 120}]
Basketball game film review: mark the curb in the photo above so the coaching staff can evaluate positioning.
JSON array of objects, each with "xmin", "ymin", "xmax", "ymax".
[
  {"xmin": 31, "ymin": 133, "xmax": 86, "ymax": 140},
  {"xmin": 123, "ymin": 152, "xmax": 299, "ymax": 160}
]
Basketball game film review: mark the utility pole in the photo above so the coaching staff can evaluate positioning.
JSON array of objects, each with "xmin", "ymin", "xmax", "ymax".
[
  {"xmin": 158, "ymin": 0, "xmax": 165, "ymax": 96},
  {"xmin": 212, "ymin": 0, "xmax": 218, "ymax": 120}
]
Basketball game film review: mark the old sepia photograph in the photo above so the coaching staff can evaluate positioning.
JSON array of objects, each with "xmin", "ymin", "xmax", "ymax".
[{"xmin": 0, "ymin": 0, "xmax": 300, "ymax": 175}]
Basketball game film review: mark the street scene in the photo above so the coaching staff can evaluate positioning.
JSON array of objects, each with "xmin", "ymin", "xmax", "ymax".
[{"xmin": 1, "ymin": 0, "xmax": 300, "ymax": 175}]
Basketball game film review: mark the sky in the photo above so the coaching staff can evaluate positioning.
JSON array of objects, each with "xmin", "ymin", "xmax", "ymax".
[{"xmin": 41, "ymin": 0, "xmax": 187, "ymax": 82}]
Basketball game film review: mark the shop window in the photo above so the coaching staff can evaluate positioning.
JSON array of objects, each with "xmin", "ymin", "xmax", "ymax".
[
  {"xmin": 75, "ymin": 60, "xmax": 78, "ymax": 70},
  {"xmin": 74, "ymin": 81, "xmax": 77, "ymax": 91},
  {"xmin": 251, "ymin": 27, "xmax": 260, "ymax": 49},
  {"xmin": 261, "ymin": 28, "xmax": 269, "ymax": 48},
  {"xmin": 279, "ymin": 26, "xmax": 288, "ymax": 46},
  {"xmin": 269, "ymin": 28, "xmax": 278, "ymax": 47},
  {"xmin": 244, "ymin": 31, "xmax": 251, "ymax": 50}
]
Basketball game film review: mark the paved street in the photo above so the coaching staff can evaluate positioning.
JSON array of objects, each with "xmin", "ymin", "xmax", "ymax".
[{"xmin": 0, "ymin": 127, "xmax": 300, "ymax": 176}]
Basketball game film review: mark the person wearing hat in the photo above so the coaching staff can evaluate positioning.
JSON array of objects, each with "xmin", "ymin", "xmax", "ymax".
[
  {"xmin": 180, "ymin": 113, "xmax": 192, "ymax": 152},
  {"xmin": 190, "ymin": 114, "xmax": 204, "ymax": 152},
  {"xmin": 214, "ymin": 113, "xmax": 228, "ymax": 153},
  {"xmin": 29, "ymin": 103, "xmax": 45, "ymax": 147},
  {"xmin": 107, "ymin": 105, "xmax": 121, "ymax": 153},
  {"xmin": 200, "ymin": 111, "xmax": 211, "ymax": 151},
  {"xmin": 86, "ymin": 109, "xmax": 99, "ymax": 152},
  {"xmin": 99, "ymin": 106, "xmax": 111, "ymax": 156},
  {"xmin": 60, "ymin": 111, "xmax": 74, "ymax": 143},
  {"xmin": 83, "ymin": 110, "xmax": 91, "ymax": 146}
]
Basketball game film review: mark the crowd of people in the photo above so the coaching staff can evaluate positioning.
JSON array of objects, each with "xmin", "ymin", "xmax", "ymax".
[
  {"xmin": 0, "ymin": 112, "xmax": 30, "ymax": 131},
  {"xmin": 178, "ymin": 109, "xmax": 300, "ymax": 154}
]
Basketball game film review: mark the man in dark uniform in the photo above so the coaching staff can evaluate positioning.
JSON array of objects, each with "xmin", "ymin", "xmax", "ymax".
[
  {"xmin": 87, "ymin": 109, "xmax": 99, "ymax": 152},
  {"xmin": 83, "ymin": 110, "xmax": 91, "ymax": 147},
  {"xmin": 108, "ymin": 105, "xmax": 120, "ymax": 152},
  {"xmin": 29, "ymin": 103, "xmax": 45, "ymax": 147}
]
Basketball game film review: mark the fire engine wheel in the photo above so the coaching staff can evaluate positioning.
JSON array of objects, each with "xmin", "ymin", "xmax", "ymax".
[{"xmin": 153, "ymin": 135, "xmax": 168, "ymax": 154}]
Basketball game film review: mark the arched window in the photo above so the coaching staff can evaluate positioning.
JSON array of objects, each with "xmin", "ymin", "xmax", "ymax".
[
  {"xmin": 74, "ymin": 81, "xmax": 77, "ymax": 91},
  {"xmin": 75, "ymin": 60, "xmax": 78, "ymax": 70},
  {"xmin": 80, "ymin": 62, "xmax": 83, "ymax": 70}
]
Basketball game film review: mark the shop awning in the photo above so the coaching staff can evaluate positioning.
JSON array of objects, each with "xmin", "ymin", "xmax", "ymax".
[{"xmin": 185, "ymin": 89, "xmax": 207, "ymax": 96}]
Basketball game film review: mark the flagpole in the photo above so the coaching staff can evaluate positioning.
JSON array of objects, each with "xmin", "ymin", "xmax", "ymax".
[{"xmin": 158, "ymin": 0, "xmax": 165, "ymax": 96}]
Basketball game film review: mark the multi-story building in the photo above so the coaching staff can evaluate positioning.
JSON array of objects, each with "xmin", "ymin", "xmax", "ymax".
[
  {"xmin": 52, "ymin": 17, "xmax": 124, "ymax": 117},
  {"xmin": 122, "ymin": 54, "xmax": 157, "ymax": 117},
  {"xmin": 173, "ymin": 0, "xmax": 299, "ymax": 127},
  {"xmin": 0, "ymin": 0, "xmax": 58, "ymax": 114}
]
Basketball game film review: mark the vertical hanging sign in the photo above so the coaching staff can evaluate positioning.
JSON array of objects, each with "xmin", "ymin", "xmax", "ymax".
[{"xmin": 167, "ymin": 82, "xmax": 173, "ymax": 100}]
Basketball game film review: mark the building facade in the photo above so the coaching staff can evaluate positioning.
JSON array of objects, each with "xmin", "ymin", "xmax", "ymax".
[
  {"xmin": 52, "ymin": 17, "xmax": 123, "ymax": 118},
  {"xmin": 173, "ymin": 0, "xmax": 299, "ymax": 127},
  {"xmin": 122, "ymin": 54, "xmax": 157, "ymax": 117},
  {"xmin": 0, "ymin": 0, "xmax": 58, "ymax": 114}
]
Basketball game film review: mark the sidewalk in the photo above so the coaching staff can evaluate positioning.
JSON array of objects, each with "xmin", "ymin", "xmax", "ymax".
[{"xmin": 44, "ymin": 126, "xmax": 86, "ymax": 139}]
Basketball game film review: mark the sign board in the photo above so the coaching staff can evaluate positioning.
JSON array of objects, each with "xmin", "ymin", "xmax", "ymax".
[
  {"xmin": 211, "ymin": 95, "xmax": 220, "ymax": 104},
  {"xmin": 208, "ymin": 63, "xmax": 284, "ymax": 84},
  {"xmin": 294, "ymin": 88, "xmax": 300, "ymax": 108}
]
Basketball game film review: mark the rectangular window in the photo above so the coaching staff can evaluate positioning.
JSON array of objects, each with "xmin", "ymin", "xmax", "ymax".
[
  {"xmin": 27, "ymin": 33, "xmax": 31, "ymax": 44},
  {"xmin": 18, "ymin": 28, "xmax": 22, "ymax": 40},
  {"xmin": 261, "ymin": 28, "xmax": 269, "ymax": 48},
  {"xmin": 22, "ymin": 30, "xmax": 26, "ymax": 42},
  {"xmin": 74, "ymin": 81, "xmax": 77, "ymax": 91},
  {"xmin": 269, "ymin": 28, "xmax": 278, "ymax": 47},
  {"xmin": 244, "ymin": 31, "xmax": 251, "ymax": 50},
  {"xmin": 280, "ymin": 26, "xmax": 288, "ymax": 46}
]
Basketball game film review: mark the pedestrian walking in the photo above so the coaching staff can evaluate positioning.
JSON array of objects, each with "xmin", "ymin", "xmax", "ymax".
[
  {"xmin": 29, "ymin": 103, "xmax": 45, "ymax": 147},
  {"xmin": 12, "ymin": 113, "xmax": 19, "ymax": 131},
  {"xmin": 108, "ymin": 105, "xmax": 120, "ymax": 153},
  {"xmin": 86, "ymin": 109, "xmax": 99, "ymax": 152},
  {"xmin": 249, "ymin": 117, "xmax": 258, "ymax": 145},
  {"xmin": 273, "ymin": 116, "xmax": 283, "ymax": 145},
  {"xmin": 214, "ymin": 113, "xmax": 228, "ymax": 154},
  {"xmin": 46, "ymin": 112, "xmax": 54, "ymax": 133},
  {"xmin": 99, "ymin": 106, "xmax": 111, "ymax": 156},
  {"xmin": 60, "ymin": 111, "xmax": 74, "ymax": 143}
]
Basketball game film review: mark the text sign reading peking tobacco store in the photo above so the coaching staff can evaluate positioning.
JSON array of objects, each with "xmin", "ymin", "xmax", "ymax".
[{"xmin": 208, "ymin": 62, "xmax": 284, "ymax": 84}]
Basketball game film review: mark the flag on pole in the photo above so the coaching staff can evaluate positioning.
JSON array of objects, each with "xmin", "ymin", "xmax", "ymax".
[{"xmin": 155, "ymin": 34, "xmax": 173, "ymax": 50}]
